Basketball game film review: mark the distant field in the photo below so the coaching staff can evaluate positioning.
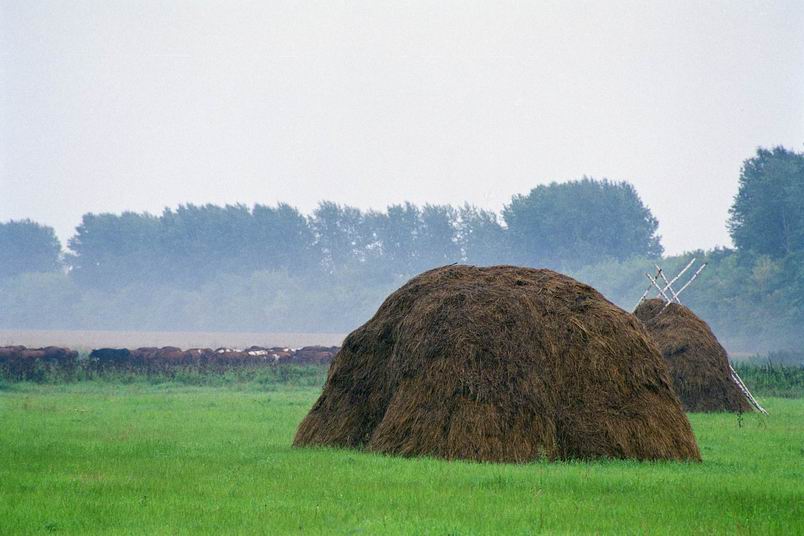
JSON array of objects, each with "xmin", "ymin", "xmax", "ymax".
[
  {"xmin": 0, "ymin": 329, "xmax": 346, "ymax": 350},
  {"xmin": 1, "ymin": 382, "xmax": 801, "ymax": 534}
]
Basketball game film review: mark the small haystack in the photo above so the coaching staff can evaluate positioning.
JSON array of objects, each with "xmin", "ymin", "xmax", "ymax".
[
  {"xmin": 294, "ymin": 265, "xmax": 700, "ymax": 462},
  {"xmin": 634, "ymin": 298, "xmax": 752, "ymax": 413}
]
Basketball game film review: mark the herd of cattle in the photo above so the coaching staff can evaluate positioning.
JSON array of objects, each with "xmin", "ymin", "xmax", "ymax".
[{"xmin": 0, "ymin": 344, "xmax": 340, "ymax": 380}]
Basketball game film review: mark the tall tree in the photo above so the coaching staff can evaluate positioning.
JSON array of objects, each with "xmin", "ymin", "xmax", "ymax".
[
  {"xmin": 502, "ymin": 178, "xmax": 662, "ymax": 269},
  {"xmin": 67, "ymin": 212, "xmax": 161, "ymax": 287},
  {"xmin": 0, "ymin": 219, "xmax": 62, "ymax": 279},
  {"xmin": 414, "ymin": 204, "xmax": 460, "ymax": 271},
  {"xmin": 310, "ymin": 202, "xmax": 367, "ymax": 273},
  {"xmin": 250, "ymin": 203, "xmax": 317, "ymax": 273},
  {"xmin": 374, "ymin": 202, "xmax": 420, "ymax": 276},
  {"xmin": 728, "ymin": 146, "xmax": 804, "ymax": 258},
  {"xmin": 357, "ymin": 209, "xmax": 389, "ymax": 272},
  {"xmin": 159, "ymin": 203, "xmax": 253, "ymax": 285},
  {"xmin": 457, "ymin": 204, "xmax": 510, "ymax": 266}
]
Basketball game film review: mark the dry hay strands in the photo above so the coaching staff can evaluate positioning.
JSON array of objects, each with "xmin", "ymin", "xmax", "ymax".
[
  {"xmin": 634, "ymin": 298, "xmax": 754, "ymax": 413},
  {"xmin": 294, "ymin": 264, "xmax": 700, "ymax": 463}
]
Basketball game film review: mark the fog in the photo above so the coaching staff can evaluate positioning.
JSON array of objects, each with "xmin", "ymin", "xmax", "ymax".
[
  {"xmin": 3, "ymin": 1, "xmax": 803, "ymax": 255},
  {"xmin": 1, "ymin": 2, "xmax": 803, "ymax": 354}
]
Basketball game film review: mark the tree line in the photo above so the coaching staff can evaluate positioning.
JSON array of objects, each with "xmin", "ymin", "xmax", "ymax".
[
  {"xmin": 1, "ymin": 146, "xmax": 802, "ymax": 351},
  {"xmin": 2, "ymin": 178, "xmax": 661, "ymax": 287}
]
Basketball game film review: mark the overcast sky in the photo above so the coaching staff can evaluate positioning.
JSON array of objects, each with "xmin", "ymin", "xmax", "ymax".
[{"xmin": 2, "ymin": 1, "xmax": 803, "ymax": 255}]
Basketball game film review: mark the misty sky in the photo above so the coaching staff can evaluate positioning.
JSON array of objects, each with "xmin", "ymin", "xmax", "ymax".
[{"xmin": 2, "ymin": 1, "xmax": 803, "ymax": 255}]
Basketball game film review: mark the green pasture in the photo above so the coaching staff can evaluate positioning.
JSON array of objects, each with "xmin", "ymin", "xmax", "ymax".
[{"xmin": 1, "ymin": 382, "xmax": 802, "ymax": 535}]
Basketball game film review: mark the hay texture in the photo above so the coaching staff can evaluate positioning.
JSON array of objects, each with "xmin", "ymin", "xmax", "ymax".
[
  {"xmin": 294, "ymin": 265, "xmax": 700, "ymax": 462},
  {"xmin": 634, "ymin": 298, "xmax": 752, "ymax": 413}
]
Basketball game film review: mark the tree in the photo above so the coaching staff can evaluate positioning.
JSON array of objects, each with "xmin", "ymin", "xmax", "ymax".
[
  {"xmin": 728, "ymin": 146, "xmax": 804, "ymax": 258},
  {"xmin": 310, "ymin": 202, "xmax": 367, "ymax": 273},
  {"xmin": 457, "ymin": 204, "xmax": 510, "ymax": 266},
  {"xmin": 375, "ymin": 202, "xmax": 420, "ymax": 276},
  {"xmin": 250, "ymin": 203, "xmax": 317, "ymax": 274},
  {"xmin": 0, "ymin": 219, "xmax": 62, "ymax": 279},
  {"xmin": 502, "ymin": 178, "xmax": 662, "ymax": 269},
  {"xmin": 158, "ymin": 203, "xmax": 253, "ymax": 286},
  {"xmin": 414, "ymin": 204, "xmax": 460, "ymax": 271},
  {"xmin": 67, "ymin": 212, "xmax": 161, "ymax": 287}
]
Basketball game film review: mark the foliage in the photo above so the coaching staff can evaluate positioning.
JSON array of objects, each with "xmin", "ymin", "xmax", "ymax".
[
  {"xmin": 570, "ymin": 247, "xmax": 802, "ymax": 352},
  {"xmin": 503, "ymin": 178, "xmax": 662, "ymax": 269},
  {"xmin": 60, "ymin": 178, "xmax": 663, "ymax": 289},
  {"xmin": 2, "ymin": 239, "xmax": 801, "ymax": 353},
  {"xmin": 67, "ymin": 204, "xmax": 317, "ymax": 289},
  {"xmin": 3, "ymin": 154, "xmax": 804, "ymax": 352},
  {"xmin": 0, "ymin": 269, "xmax": 397, "ymax": 333},
  {"xmin": 733, "ymin": 361, "xmax": 804, "ymax": 399},
  {"xmin": 756, "ymin": 349, "xmax": 804, "ymax": 366},
  {"xmin": 0, "ymin": 361, "xmax": 330, "ymax": 388},
  {"xmin": 0, "ymin": 272, "xmax": 81, "ymax": 329},
  {"xmin": 728, "ymin": 146, "xmax": 804, "ymax": 258},
  {"xmin": 67, "ymin": 211, "xmax": 162, "ymax": 288},
  {"xmin": 5, "ymin": 353, "xmax": 798, "ymax": 401},
  {"xmin": 310, "ymin": 201, "xmax": 366, "ymax": 274},
  {"xmin": 0, "ymin": 219, "xmax": 62, "ymax": 280},
  {"xmin": 456, "ymin": 203, "xmax": 511, "ymax": 266}
]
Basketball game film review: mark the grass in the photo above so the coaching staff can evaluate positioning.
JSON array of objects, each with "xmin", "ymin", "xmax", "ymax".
[
  {"xmin": 1, "ymin": 383, "xmax": 802, "ymax": 535},
  {"xmin": 734, "ymin": 361, "xmax": 804, "ymax": 398},
  {"xmin": 7, "ymin": 359, "xmax": 802, "ymax": 398}
]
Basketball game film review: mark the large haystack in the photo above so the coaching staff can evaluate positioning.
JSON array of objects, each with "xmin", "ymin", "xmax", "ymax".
[
  {"xmin": 634, "ymin": 298, "xmax": 752, "ymax": 413},
  {"xmin": 294, "ymin": 265, "xmax": 700, "ymax": 462}
]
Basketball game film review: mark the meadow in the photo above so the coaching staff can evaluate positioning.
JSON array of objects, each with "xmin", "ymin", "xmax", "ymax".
[{"xmin": 1, "ymin": 374, "xmax": 802, "ymax": 535}]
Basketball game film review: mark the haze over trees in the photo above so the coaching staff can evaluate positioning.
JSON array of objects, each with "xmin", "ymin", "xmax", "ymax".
[
  {"xmin": 503, "ymin": 179, "xmax": 663, "ymax": 268},
  {"xmin": 56, "ymin": 178, "xmax": 660, "ymax": 289},
  {"xmin": 1, "ymin": 146, "xmax": 802, "ymax": 351},
  {"xmin": 729, "ymin": 147, "xmax": 804, "ymax": 258},
  {"xmin": 0, "ymin": 220, "xmax": 62, "ymax": 279}
]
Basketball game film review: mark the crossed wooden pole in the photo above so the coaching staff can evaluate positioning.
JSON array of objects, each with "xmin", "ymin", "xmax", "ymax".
[
  {"xmin": 633, "ymin": 257, "xmax": 703, "ymax": 312},
  {"xmin": 634, "ymin": 259, "xmax": 768, "ymax": 415}
]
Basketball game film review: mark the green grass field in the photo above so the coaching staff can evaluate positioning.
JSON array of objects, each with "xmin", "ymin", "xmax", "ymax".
[{"xmin": 1, "ymin": 382, "xmax": 802, "ymax": 535}]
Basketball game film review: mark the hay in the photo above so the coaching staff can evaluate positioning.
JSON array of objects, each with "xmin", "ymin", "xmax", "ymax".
[
  {"xmin": 294, "ymin": 265, "xmax": 700, "ymax": 462},
  {"xmin": 634, "ymin": 299, "xmax": 752, "ymax": 413}
]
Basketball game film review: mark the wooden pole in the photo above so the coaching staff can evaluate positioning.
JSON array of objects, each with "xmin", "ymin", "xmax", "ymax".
[
  {"xmin": 666, "ymin": 262, "xmax": 707, "ymax": 305},
  {"xmin": 633, "ymin": 267, "xmax": 662, "ymax": 311},
  {"xmin": 654, "ymin": 263, "xmax": 707, "ymax": 317},
  {"xmin": 661, "ymin": 258, "xmax": 696, "ymax": 296},
  {"xmin": 730, "ymin": 363, "xmax": 768, "ymax": 415},
  {"xmin": 656, "ymin": 264, "xmax": 682, "ymax": 303},
  {"xmin": 645, "ymin": 272, "xmax": 673, "ymax": 303}
]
